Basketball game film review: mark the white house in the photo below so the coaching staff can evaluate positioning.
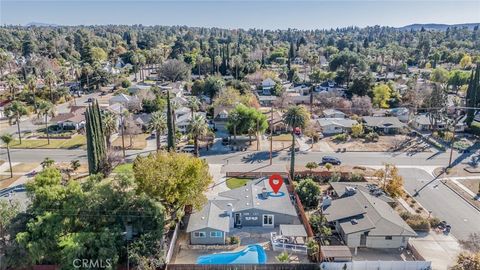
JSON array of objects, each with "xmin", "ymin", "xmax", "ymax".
[
  {"xmin": 261, "ymin": 78, "xmax": 276, "ymax": 95},
  {"xmin": 316, "ymin": 118, "xmax": 358, "ymax": 135},
  {"xmin": 109, "ymin": 93, "xmax": 139, "ymax": 107},
  {"xmin": 323, "ymin": 109, "xmax": 346, "ymax": 119}
]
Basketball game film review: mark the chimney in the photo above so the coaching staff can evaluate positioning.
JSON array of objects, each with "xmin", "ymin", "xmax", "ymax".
[{"xmin": 261, "ymin": 187, "xmax": 268, "ymax": 199}]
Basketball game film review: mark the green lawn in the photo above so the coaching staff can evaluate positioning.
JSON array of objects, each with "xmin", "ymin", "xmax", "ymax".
[
  {"xmin": 113, "ymin": 163, "xmax": 133, "ymax": 174},
  {"xmin": 226, "ymin": 177, "xmax": 251, "ymax": 189},
  {"xmin": 7, "ymin": 135, "xmax": 86, "ymax": 149}
]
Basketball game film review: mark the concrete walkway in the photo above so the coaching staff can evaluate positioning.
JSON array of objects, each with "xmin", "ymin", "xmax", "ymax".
[
  {"xmin": 409, "ymin": 232, "xmax": 462, "ymax": 270},
  {"xmin": 206, "ymin": 163, "xmax": 228, "ymax": 198}
]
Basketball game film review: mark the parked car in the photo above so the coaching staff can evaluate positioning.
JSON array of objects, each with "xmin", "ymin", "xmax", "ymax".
[
  {"xmin": 320, "ymin": 156, "xmax": 341, "ymax": 165},
  {"xmin": 181, "ymin": 145, "xmax": 195, "ymax": 154},
  {"xmin": 221, "ymin": 137, "xmax": 230, "ymax": 145}
]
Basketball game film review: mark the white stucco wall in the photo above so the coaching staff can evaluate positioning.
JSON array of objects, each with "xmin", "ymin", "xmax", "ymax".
[{"xmin": 366, "ymin": 236, "xmax": 408, "ymax": 248}]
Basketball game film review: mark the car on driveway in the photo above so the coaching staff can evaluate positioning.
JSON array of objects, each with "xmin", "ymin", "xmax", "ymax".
[{"xmin": 320, "ymin": 156, "xmax": 341, "ymax": 165}]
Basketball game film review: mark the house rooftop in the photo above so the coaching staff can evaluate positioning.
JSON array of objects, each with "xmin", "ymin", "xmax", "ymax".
[
  {"xmin": 324, "ymin": 190, "xmax": 416, "ymax": 237},
  {"xmin": 317, "ymin": 118, "xmax": 357, "ymax": 128},
  {"xmin": 186, "ymin": 201, "xmax": 230, "ymax": 233},
  {"xmin": 279, "ymin": 224, "xmax": 307, "ymax": 237},
  {"xmin": 363, "ymin": 116, "xmax": 405, "ymax": 129}
]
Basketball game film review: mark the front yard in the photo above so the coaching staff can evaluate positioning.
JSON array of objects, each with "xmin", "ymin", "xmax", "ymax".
[
  {"xmin": 322, "ymin": 135, "xmax": 413, "ymax": 152},
  {"xmin": 112, "ymin": 134, "xmax": 149, "ymax": 150},
  {"xmin": 6, "ymin": 135, "xmax": 86, "ymax": 149}
]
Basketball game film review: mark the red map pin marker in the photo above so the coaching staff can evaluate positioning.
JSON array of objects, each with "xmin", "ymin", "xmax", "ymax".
[{"xmin": 269, "ymin": 174, "xmax": 284, "ymax": 194}]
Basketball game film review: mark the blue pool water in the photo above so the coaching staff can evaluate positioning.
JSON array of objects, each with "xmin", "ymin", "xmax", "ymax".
[{"xmin": 196, "ymin": 244, "xmax": 267, "ymax": 264}]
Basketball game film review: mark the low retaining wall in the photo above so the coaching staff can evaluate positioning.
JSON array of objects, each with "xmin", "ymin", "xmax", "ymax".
[{"xmin": 180, "ymin": 243, "xmax": 240, "ymax": 250}]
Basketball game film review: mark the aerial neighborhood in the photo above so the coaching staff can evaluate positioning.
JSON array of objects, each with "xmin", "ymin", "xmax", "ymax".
[{"xmin": 0, "ymin": 18, "xmax": 479, "ymax": 270}]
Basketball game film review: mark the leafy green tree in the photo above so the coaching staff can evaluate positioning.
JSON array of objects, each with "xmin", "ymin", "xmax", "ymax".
[
  {"xmin": 372, "ymin": 84, "xmax": 392, "ymax": 108},
  {"xmin": 351, "ymin": 123, "xmax": 364, "ymax": 138},
  {"xmin": 0, "ymin": 134, "xmax": 14, "ymax": 178},
  {"xmin": 305, "ymin": 162, "xmax": 318, "ymax": 173},
  {"xmin": 37, "ymin": 100, "xmax": 55, "ymax": 144},
  {"xmin": 466, "ymin": 66, "xmax": 480, "ymax": 125},
  {"xmin": 348, "ymin": 74, "xmax": 373, "ymax": 97},
  {"xmin": 4, "ymin": 101, "xmax": 28, "ymax": 144},
  {"xmin": 283, "ymin": 105, "xmax": 310, "ymax": 179},
  {"xmin": 148, "ymin": 111, "xmax": 167, "ymax": 152},
  {"xmin": 133, "ymin": 152, "xmax": 213, "ymax": 224},
  {"xmin": 329, "ymin": 50, "xmax": 366, "ymax": 87},
  {"xmin": 6, "ymin": 75, "xmax": 20, "ymax": 100},
  {"xmin": 9, "ymin": 168, "xmax": 165, "ymax": 268},
  {"xmin": 0, "ymin": 200, "xmax": 19, "ymax": 255},
  {"xmin": 186, "ymin": 96, "xmax": 200, "ymax": 118},
  {"xmin": 187, "ymin": 114, "xmax": 209, "ymax": 157},
  {"xmin": 226, "ymin": 104, "xmax": 268, "ymax": 147},
  {"xmin": 158, "ymin": 59, "xmax": 190, "ymax": 82},
  {"xmin": 295, "ymin": 178, "xmax": 321, "ymax": 209},
  {"xmin": 448, "ymin": 70, "xmax": 470, "ymax": 93}
]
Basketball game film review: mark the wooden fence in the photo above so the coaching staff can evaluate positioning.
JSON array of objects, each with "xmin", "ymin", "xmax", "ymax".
[{"xmin": 165, "ymin": 264, "xmax": 321, "ymax": 270}]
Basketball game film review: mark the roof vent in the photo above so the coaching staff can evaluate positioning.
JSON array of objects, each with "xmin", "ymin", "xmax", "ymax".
[
  {"xmin": 201, "ymin": 216, "xmax": 205, "ymax": 220},
  {"xmin": 351, "ymin": 219, "xmax": 358, "ymax": 225}
]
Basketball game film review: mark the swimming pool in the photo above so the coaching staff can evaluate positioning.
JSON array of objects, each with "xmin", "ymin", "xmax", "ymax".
[{"xmin": 196, "ymin": 244, "xmax": 267, "ymax": 264}]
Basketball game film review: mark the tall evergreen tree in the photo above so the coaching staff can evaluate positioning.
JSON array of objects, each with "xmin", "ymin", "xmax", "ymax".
[
  {"xmin": 85, "ymin": 99, "xmax": 107, "ymax": 174},
  {"xmin": 166, "ymin": 90, "xmax": 175, "ymax": 151},
  {"xmin": 466, "ymin": 65, "xmax": 480, "ymax": 125}
]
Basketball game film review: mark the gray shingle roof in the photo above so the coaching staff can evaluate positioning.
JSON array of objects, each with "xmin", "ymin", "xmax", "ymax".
[
  {"xmin": 186, "ymin": 201, "xmax": 230, "ymax": 233},
  {"xmin": 217, "ymin": 178, "xmax": 297, "ymax": 216},
  {"xmin": 330, "ymin": 182, "xmax": 395, "ymax": 204},
  {"xmin": 362, "ymin": 116, "xmax": 405, "ymax": 129},
  {"xmin": 317, "ymin": 118, "xmax": 357, "ymax": 128},
  {"xmin": 279, "ymin": 224, "xmax": 307, "ymax": 237},
  {"xmin": 324, "ymin": 190, "xmax": 416, "ymax": 237}
]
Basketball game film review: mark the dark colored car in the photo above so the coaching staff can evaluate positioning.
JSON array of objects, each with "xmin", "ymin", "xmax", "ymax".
[{"xmin": 321, "ymin": 156, "xmax": 341, "ymax": 165}]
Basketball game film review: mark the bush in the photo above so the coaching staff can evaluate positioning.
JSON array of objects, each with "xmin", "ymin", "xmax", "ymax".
[
  {"xmin": 348, "ymin": 173, "xmax": 364, "ymax": 182},
  {"xmin": 429, "ymin": 217, "xmax": 441, "ymax": 227},
  {"xmin": 329, "ymin": 172, "xmax": 341, "ymax": 183},
  {"xmin": 227, "ymin": 236, "xmax": 240, "ymax": 245},
  {"xmin": 121, "ymin": 80, "xmax": 131, "ymax": 88},
  {"xmin": 295, "ymin": 179, "xmax": 321, "ymax": 209},
  {"xmin": 364, "ymin": 132, "xmax": 379, "ymax": 142},
  {"xmin": 332, "ymin": 133, "xmax": 348, "ymax": 142},
  {"xmin": 400, "ymin": 212, "xmax": 430, "ymax": 231}
]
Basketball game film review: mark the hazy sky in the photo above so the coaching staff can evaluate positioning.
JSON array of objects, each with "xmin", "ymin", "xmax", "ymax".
[{"xmin": 1, "ymin": 0, "xmax": 479, "ymax": 29}]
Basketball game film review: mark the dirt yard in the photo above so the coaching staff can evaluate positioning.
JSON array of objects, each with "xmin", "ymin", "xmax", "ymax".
[{"xmin": 324, "ymin": 135, "xmax": 412, "ymax": 152}]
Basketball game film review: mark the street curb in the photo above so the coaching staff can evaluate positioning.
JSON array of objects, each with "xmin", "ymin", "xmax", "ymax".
[{"xmin": 441, "ymin": 180, "xmax": 480, "ymax": 213}]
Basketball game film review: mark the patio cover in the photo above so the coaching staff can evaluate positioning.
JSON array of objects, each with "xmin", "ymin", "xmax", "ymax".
[
  {"xmin": 321, "ymin": 246, "xmax": 352, "ymax": 261},
  {"xmin": 279, "ymin": 224, "xmax": 308, "ymax": 237}
]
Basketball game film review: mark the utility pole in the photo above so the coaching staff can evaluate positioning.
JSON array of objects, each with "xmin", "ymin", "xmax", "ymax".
[
  {"xmin": 270, "ymin": 106, "xmax": 273, "ymax": 165},
  {"xmin": 121, "ymin": 113, "xmax": 126, "ymax": 158},
  {"xmin": 256, "ymin": 117, "xmax": 260, "ymax": 151}
]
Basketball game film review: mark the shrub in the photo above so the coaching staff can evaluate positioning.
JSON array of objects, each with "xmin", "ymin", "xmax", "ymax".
[
  {"xmin": 429, "ymin": 217, "xmax": 441, "ymax": 227},
  {"xmin": 329, "ymin": 172, "xmax": 341, "ymax": 183},
  {"xmin": 121, "ymin": 80, "xmax": 131, "ymax": 88},
  {"xmin": 332, "ymin": 133, "xmax": 348, "ymax": 142},
  {"xmin": 400, "ymin": 212, "xmax": 430, "ymax": 231},
  {"xmin": 364, "ymin": 132, "xmax": 379, "ymax": 142},
  {"xmin": 227, "ymin": 236, "xmax": 240, "ymax": 245},
  {"xmin": 295, "ymin": 179, "xmax": 321, "ymax": 209},
  {"xmin": 348, "ymin": 173, "xmax": 364, "ymax": 182}
]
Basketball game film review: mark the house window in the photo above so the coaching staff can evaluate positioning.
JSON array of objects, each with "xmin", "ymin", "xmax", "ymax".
[
  {"xmin": 262, "ymin": 214, "xmax": 274, "ymax": 226},
  {"xmin": 210, "ymin": 231, "xmax": 223, "ymax": 238},
  {"xmin": 193, "ymin": 232, "xmax": 206, "ymax": 238},
  {"xmin": 385, "ymin": 236, "xmax": 393, "ymax": 240}
]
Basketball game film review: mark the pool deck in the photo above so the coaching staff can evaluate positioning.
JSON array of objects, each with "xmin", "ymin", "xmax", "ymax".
[{"xmin": 171, "ymin": 227, "xmax": 309, "ymax": 264}]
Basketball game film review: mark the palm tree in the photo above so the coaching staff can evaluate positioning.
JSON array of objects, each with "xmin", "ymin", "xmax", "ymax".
[
  {"xmin": 283, "ymin": 105, "xmax": 310, "ymax": 180},
  {"xmin": 0, "ymin": 134, "xmax": 13, "ymax": 178},
  {"xmin": 37, "ymin": 100, "xmax": 55, "ymax": 144},
  {"xmin": 4, "ymin": 101, "xmax": 28, "ymax": 144},
  {"xmin": 187, "ymin": 114, "xmax": 209, "ymax": 157},
  {"xmin": 26, "ymin": 74, "xmax": 38, "ymax": 112},
  {"xmin": 6, "ymin": 75, "xmax": 20, "ymax": 100},
  {"xmin": 44, "ymin": 70, "xmax": 57, "ymax": 102},
  {"xmin": 102, "ymin": 111, "xmax": 118, "ymax": 149},
  {"xmin": 71, "ymin": 159, "xmax": 81, "ymax": 172},
  {"xmin": 186, "ymin": 96, "xmax": 200, "ymax": 118},
  {"xmin": 148, "ymin": 111, "xmax": 167, "ymax": 152}
]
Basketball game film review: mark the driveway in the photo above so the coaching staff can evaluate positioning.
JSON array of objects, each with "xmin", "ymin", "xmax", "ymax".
[{"xmin": 409, "ymin": 232, "xmax": 462, "ymax": 270}]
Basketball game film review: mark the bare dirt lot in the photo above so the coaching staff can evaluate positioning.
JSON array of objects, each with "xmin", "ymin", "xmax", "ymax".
[{"xmin": 323, "ymin": 135, "xmax": 419, "ymax": 152}]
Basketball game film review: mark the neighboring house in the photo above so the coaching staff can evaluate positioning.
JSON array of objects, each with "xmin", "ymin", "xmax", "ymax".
[
  {"xmin": 51, "ymin": 106, "xmax": 87, "ymax": 130},
  {"xmin": 109, "ymin": 93, "xmax": 139, "ymax": 107},
  {"xmin": 258, "ymin": 95, "xmax": 278, "ymax": 107},
  {"xmin": 177, "ymin": 112, "xmax": 207, "ymax": 133},
  {"xmin": 285, "ymin": 92, "xmax": 310, "ymax": 105},
  {"xmin": 327, "ymin": 182, "xmax": 395, "ymax": 205},
  {"xmin": 323, "ymin": 188, "xmax": 416, "ymax": 249},
  {"xmin": 213, "ymin": 105, "xmax": 234, "ymax": 121},
  {"xmin": 268, "ymin": 111, "xmax": 287, "ymax": 134},
  {"xmin": 107, "ymin": 103, "xmax": 128, "ymax": 115},
  {"xmin": 186, "ymin": 178, "xmax": 300, "ymax": 245},
  {"xmin": 323, "ymin": 109, "xmax": 346, "ymax": 119},
  {"xmin": 412, "ymin": 114, "xmax": 446, "ymax": 131},
  {"xmin": 316, "ymin": 118, "xmax": 358, "ymax": 135},
  {"xmin": 362, "ymin": 116, "xmax": 406, "ymax": 134},
  {"xmin": 315, "ymin": 81, "xmax": 345, "ymax": 93},
  {"xmin": 261, "ymin": 78, "xmax": 276, "ymax": 95},
  {"xmin": 133, "ymin": 113, "xmax": 152, "ymax": 130},
  {"xmin": 128, "ymin": 84, "xmax": 151, "ymax": 95},
  {"xmin": 388, "ymin": 107, "xmax": 409, "ymax": 123}
]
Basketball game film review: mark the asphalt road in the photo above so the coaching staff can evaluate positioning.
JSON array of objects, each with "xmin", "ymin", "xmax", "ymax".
[{"xmin": 399, "ymin": 168, "xmax": 480, "ymax": 241}]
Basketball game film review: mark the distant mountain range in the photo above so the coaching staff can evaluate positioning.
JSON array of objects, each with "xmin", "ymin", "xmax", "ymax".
[
  {"xmin": 25, "ymin": 22, "xmax": 60, "ymax": 27},
  {"xmin": 400, "ymin": 23, "xmax": 479, "ymax": 31}
]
